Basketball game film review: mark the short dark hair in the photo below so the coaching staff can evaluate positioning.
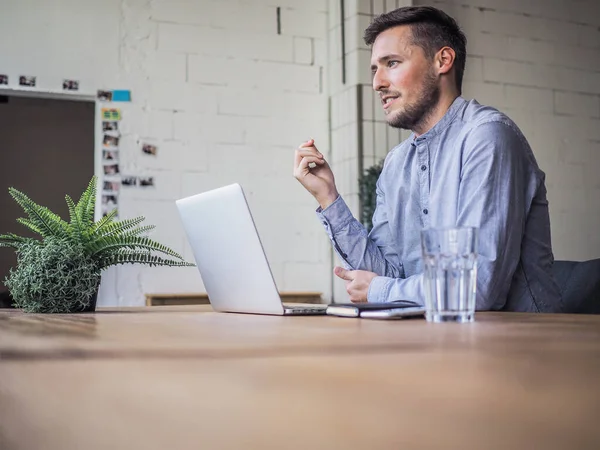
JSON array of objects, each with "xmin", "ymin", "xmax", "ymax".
[{"xmin": 364, "ymin": 6, "xmax": 467, "ymax": 93}]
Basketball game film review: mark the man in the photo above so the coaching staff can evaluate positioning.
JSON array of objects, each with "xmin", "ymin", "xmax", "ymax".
[{"xmin": 293, "ymin": 6, "xmax": 561, "ymax": 312}]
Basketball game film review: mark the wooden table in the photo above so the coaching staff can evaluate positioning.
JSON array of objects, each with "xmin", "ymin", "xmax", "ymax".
[{"xmin": 1, "ymin": 306, "xmax": 599, "ymax": 449}]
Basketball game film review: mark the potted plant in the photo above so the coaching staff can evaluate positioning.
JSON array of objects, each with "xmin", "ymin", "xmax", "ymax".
[
  {"xmin": 0, "ymin": 176, "xmax": 193, "ymax": 313},
  {"xmin": 358, "ymin": 159, "xmax": 384, "ymax": 232}
]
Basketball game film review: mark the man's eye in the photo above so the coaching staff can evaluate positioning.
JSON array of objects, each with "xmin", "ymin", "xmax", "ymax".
[{"xmin": 387, "ymin": 60, "xmax": 400, "ymax": 67}]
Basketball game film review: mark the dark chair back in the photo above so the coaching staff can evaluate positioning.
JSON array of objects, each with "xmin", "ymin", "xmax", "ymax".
[{"xmin": 552, "ymin": 259, "xmax": 600, "ymax": 314}]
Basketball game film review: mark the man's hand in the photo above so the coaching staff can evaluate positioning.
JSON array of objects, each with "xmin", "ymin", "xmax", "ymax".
[
  {"xmin": 293, "ymin": 139, "xmax": 339, "ymax": 209},
  {"xmin": 334, "ymin": 266, "xmax": 378, "ymax": 303}
]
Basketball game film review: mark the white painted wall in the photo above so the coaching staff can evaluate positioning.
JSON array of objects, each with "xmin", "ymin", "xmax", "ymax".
[
  {"xmin": 1, "ymin": 0, "xmax": 331, "ymax": 306},
  {"xmin": 2, "ymin": 0, "xmax": 598, "ymax": 307}
]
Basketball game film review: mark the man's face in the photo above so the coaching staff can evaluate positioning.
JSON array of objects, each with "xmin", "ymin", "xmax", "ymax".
[{"xmin": 370, "ymin": 25, "xmax": 440, "ymax": 130}]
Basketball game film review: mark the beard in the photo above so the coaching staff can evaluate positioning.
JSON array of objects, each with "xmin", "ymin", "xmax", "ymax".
[{"xmin": 385, "ymin": 69, "xmax": 440, "ymax": 131}]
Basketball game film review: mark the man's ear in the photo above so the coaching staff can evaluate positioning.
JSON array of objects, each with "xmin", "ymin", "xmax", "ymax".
[{"xmin": 436, "ymin": 46, "xmax": 455, "ymax": 75}]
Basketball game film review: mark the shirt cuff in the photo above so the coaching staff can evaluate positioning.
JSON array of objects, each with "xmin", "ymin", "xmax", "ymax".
[
  {"xmin": 367, "ymin": 276, "xmax": 393, "ymax": 303},
  {"xmin": 315, "ymin": 195, "xmax": 354, "ymax": 235}
]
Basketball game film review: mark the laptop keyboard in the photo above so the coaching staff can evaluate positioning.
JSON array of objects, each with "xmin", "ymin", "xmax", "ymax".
[{"xmin": 283, "ymin": 304, "xmax": 327, "ymax": 314}]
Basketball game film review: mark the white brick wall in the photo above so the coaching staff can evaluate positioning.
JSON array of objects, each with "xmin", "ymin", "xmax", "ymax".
[
  {"xmin": 421, "ymin": 0, "xmax": 600, "ymax": 261},
  {"xmin": 1, "ymin": 0, "xmax": 331, "ymax": 306},
  {"xmin": 188, "ymin": 58, "xmax": 321, "ymax": 93},
  {"xmin": 555, "ymin": 91, "xmax": 600, "ymax": 118},
  {"xmin": 3, "ymin": 0, "xmax": 598, "ymax": 308},
  {"xmin": 505, "ymin": 86, "xmax": 554, "ymax": 113},
  {"xmin": 0, "ymin": 1, "xmax": 121, "ymax": 90},
  {"xmin": 147, "ymin": 52, "xmax": 187, "ymax": 83},
  {"xmin": 481, "ymin": 9, "xmax": 533, "ymax": 38}
]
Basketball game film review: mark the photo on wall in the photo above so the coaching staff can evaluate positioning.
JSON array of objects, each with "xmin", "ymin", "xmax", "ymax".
[
  {"xmin": 103, "ymin": 181, "xmax": 120, "ymax": 193},
  {"xmin": 0, "ymin": 75, "xmax": 7, "ymax": 85},
  {"xmin": 142, "ymin": 143, "xmax": 157, "ymax": 156},
  {"xmin": 97, "ymin": 90, "xmax": 113, "ymax": 102},
  {"xmin": 138, "ymin": 176, "xmax": 154, "ymax": 188},
  {"xmin": 62, "ymin": 79, "xmax": 79, "ymax": 91},
  {"xmin": 103, "ymin": 163, "xmax": 120, "ymax": 176},
  {"xmin": 103, "ymin": 134, "xmax": 119, "ymax": 148},
  {"xmin": 121, "ymin": 176, "xmax": 137, "ymax": 187},
  {"xmin": 101, "ymin": 194, "xmax": 118, "ymax": 217},
  {"xmin": 19, "ymin": 75, "xmax": 36, "ymax": 87},
  {"xmin": 102, "ymin": 121, "xmax": 119, "ymax": 132},
  {"xmin": 102, "ymin": 150, "xmax": 118, "ymax": 162}
]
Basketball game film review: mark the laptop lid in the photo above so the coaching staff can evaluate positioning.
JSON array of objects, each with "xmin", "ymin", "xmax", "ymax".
[{"xmin": 175, "ymin": 183, "xmax": 285, "ymax": 315}]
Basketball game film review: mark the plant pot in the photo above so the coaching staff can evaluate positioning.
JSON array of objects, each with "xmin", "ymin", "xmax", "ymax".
[
  {"xmin": 72, "ymin": 281, "xmax": 100, "ymax": 313},
  {"xmin": 77, "ymin": 288, "xmax": 99, "ymax": 313}
]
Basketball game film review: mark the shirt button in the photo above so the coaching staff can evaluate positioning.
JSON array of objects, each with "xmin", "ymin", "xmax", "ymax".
[
  {"xmin": 420, "ymin": 165, "xmax": 427, "ymax": 171},
  {"xmin": 423, "ymin": 209, "xmax": 428, "ymax": 215},
  {"xmin": 322, "ymin": 221, "xmax": 328, "ymax": 227}
]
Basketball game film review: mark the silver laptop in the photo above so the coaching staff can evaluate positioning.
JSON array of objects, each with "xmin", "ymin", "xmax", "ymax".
[{"xmin": 175, "ymin": 183, "xmax": 327, "ymax": 315}]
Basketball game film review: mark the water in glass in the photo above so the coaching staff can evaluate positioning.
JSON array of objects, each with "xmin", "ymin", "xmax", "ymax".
[
  {"xmin": 421, "ymin": 227, "xmax": 478, "ymax": 323},
  {"xmin": 423, "ymin": 253, "xmax": 477, "ymax": 322}
]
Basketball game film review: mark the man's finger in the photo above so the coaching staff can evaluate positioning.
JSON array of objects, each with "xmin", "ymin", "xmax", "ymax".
[
  {"xmin": 297, "ymin": 147, "xmax": 323, "ymax": 160},
  {"xmin": 296, "ymin": 156, "xmax": 324, "ymax": 175},
  {"xmin": 294, "ymin": 149, "xmax": 303, "ymax": 169},
  {"xmin": 295, "ymin": 142, "xmax": 322, "ymax": 170},
  {"xmin": 334, "ymin": 266, "xmax": 354, "ymax": 281},
  {"xmin": 299, "ymin": 138, "xmax": 314, "ymax": 148}
]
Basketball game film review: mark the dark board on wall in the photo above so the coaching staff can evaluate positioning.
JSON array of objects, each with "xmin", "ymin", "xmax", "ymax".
[{"xmin": 0, "ymin": 95, "xmax": 95, "ymax": 294}]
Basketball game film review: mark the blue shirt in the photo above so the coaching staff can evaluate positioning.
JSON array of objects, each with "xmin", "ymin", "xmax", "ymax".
[{"xmin": 317, "ymin": 97, "xmax": 561, "ymax": 312}]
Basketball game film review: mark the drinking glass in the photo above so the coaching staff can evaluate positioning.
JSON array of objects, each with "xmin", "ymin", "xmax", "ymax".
[{"xmin": 421, "ymin": 227, "xmax": 478, "ymax": 323}]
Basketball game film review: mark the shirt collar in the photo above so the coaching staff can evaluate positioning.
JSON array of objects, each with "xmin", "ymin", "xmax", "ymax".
[{"xmin": 411, "ymin": 96, "xmax": 466, "ymax": 144}]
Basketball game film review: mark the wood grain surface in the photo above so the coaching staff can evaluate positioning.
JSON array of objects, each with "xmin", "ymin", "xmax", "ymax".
[{"xmin": 1, "ymin": 306, "xmax": 599, "ymax": 449}]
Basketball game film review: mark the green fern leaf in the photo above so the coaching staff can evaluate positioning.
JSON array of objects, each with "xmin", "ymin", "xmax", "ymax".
[
  {"xmin": 89, "ymin": 235, "xmax": 185, "ymax": 260},
  {"xmin": 89, "ymin": 209, "xmax": 118, "ymax": 237},
  {"xmin": 95, "ymin": 216, "xmax": 146, "ymax": 239},
  {"xmin": 65, "ymin": 195, "xmax": 85, "ymax": 244},
  {"xmin": 124, "ymin": 225, "xmax": 156, "ymax": 237},
  {"xmin": 98, "ymin": 251, "xmax": 195, "ymax": 269},
  {"xmin": 8, "ymin": 188, "xmax": 69, "ymax": 239},
  {"xmin": 16, "ymin": 218, "xmax": 43, "ymax": 236},
  {"xmin": 75, "ymin": 176, "xmax": 97, "ymax": 228},
  {"xmin": 0, "ymin": 233, "xmax": 36, "ymax": 249}
]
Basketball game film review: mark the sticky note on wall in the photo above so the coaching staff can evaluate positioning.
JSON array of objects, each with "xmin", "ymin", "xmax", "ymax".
[
  {"xmin": 112, "ymin": 90, "xmax": 131, "ymax": 102},
  {"xmin": 102, "ymin": 108, "xmax": 122, "ymax": 121}
]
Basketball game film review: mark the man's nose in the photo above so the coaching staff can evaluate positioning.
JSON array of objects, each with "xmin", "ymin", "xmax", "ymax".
[{"xmin": 372, "ymin": 69, "xmax": 389, "ymax": 92}]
